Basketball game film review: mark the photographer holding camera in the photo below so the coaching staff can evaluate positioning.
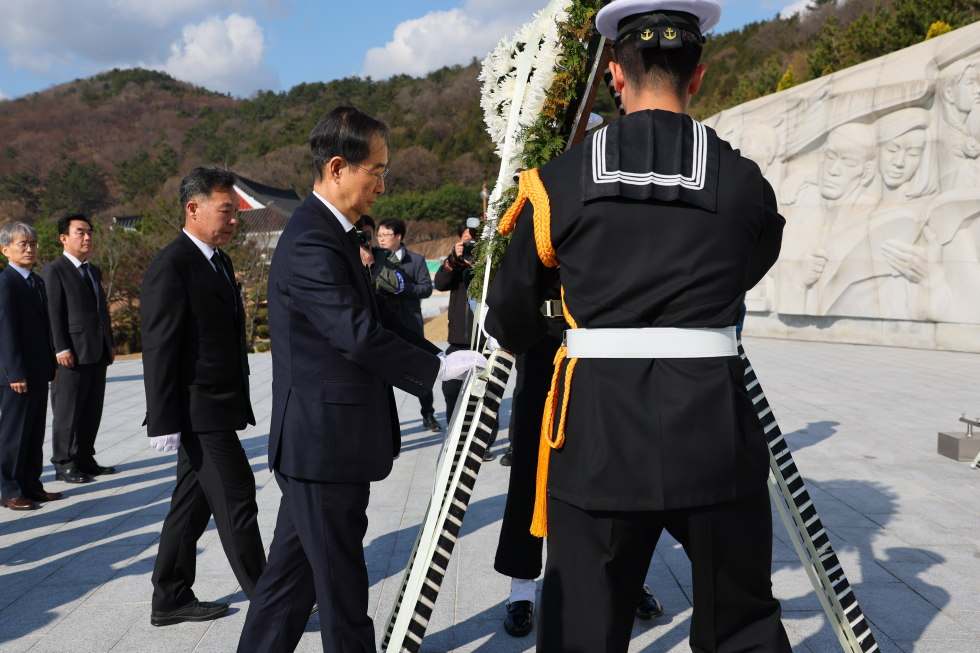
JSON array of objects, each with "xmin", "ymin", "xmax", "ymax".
[
  {"xmin": 434, "ymin": 218, "xmax": 498, "ymax": 459},
  {"xmin": 355, "ymin": 215, "xmax": 409, "ymax": 312}
]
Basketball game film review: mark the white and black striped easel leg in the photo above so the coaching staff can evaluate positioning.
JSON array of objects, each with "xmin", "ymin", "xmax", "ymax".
[
  {"xmin": 739, "ymin": 340, "xmax": 878, "ymax": 653},
  {"xmin": 382, "ymin": 350, "xmax": 516, "ymax": 653}
]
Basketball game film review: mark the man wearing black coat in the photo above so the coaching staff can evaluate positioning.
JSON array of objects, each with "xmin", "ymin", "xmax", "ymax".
[
  {"xmin": 237, "ymin": 106, "xmax": 485, "ymax": 653},
  {"xmin": 485, "ymin": 2, "xmax": 791, "ymax": 651},
  {"xmin": 377, "ymin": 218, "xmax": 442, "ymax": 431},
  {"xmin": 141, "ymin": 165, "xmax": 266, "ymax": 627},
  {"xmin": 0, "ymin": 222, "xmax": 59, "ymax": 511},
  {"xmin": 41, "ymin": 213, "xmax": 116, "ymax": 484}
]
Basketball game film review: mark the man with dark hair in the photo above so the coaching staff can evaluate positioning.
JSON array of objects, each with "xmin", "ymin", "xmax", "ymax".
[
  {"xmin": 0, "ymin": 222, "xmax": 59, "ymax": 511},
  {"xmin": 238, "ymin": 106, "xmax": 485, "ymax": 653},
  {"xmin": 484, "ymin": 1, "xmax": 791, "ymax": 651},
  {"xmin": 141, "ymin": 164, "xmax": 266, "ymax": 626},
  {"xmin": 377, "ymin": 217, "xmax": 441, "ymax": 431},
  {"xmin": 354, "ymin": 215, "xmax": 410, "ymax": 308},
  {"xmin": 41, "ymin": 213, "xmax": 116, "ymax": 484}
]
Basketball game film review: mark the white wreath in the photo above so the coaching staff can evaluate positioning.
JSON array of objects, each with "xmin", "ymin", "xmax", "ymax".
[{"xmin": 479, "ymin": 0, "xmax": 573, "ymax": 217}]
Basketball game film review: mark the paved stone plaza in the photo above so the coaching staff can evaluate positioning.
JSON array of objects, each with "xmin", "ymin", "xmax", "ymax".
[{"xmin": 2, "ymin": 337, "xmax": 980, "ymax": 652}]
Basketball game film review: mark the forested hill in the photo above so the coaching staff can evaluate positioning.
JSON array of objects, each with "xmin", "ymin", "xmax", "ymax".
[{"xmin": 1, "ymin": 0, "xmax": 978, "ymax": 229}]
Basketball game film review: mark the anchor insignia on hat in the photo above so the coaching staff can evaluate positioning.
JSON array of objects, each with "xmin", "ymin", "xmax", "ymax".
[
  {"xmin": 640, "ymin": 28, "xmax": 655, "ymax": 40},
  {"xmin": 664, "ymin": 27, "xmax": 677, "ymax": 40}
]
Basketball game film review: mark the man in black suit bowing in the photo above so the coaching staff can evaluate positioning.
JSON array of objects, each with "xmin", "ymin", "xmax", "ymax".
[
  {"xmin": 0, "ymin": 222, "xmax": 60, "ymax": 511},
  {"xmin": 141, "ymin": 165, "xmax": 266, "ymax": 626},
  {"xmin": 238, "ymin": 106, "xmax": 486, "ymax": 653},
  {"xmin": 41, "ymin": 213, "xmax": 117, "ymax": 484}
]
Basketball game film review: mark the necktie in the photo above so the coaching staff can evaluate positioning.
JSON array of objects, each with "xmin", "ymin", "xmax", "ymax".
[
  {"xmin": 80, "ymin": 262, "xmax": 98, "ymax": 305},
  {"xmin": 346, "ymin": 229, "xmax": 361, "ymax": 249},
  {"xmin": 27, "ymin": 272, "xmax": 43, "ymax": 303},
  {"xmin": 210, "ymin": 251, "xmax": 238, "ymax": 311}
]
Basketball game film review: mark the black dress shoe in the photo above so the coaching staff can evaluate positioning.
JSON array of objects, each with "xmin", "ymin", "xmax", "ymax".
[
  {"xmin": 483, "ymin": 448, "xmax": 494, "ymax": 462},
  {"xmin": 77, "ymin": 461, "xmax": 117, "ymax": 476},
  {"xmin": 151, "ymin": 600, "xmax": 229, "ymax": 626},
  {"xmin": 499, "ymin": 445, "xmax": 514, "ymax": 467},
  {"xmin": 55, "ymin": 469, "xmax": 94, "ymax": 484},
  {"xmin": 504, "ymin": 600, "xmax": 534, "ymax": 637},
  {"xmin": 636, "ymin": 584, "xmax": 664, "ymax": 620},
  {"xmin": 422, "ymin": 415, "xmax": 442, "ymax": 432}
]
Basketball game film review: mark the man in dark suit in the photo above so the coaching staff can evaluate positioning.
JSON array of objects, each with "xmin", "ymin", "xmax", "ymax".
[
  {"xmin": 377, "ymin": 218, "xmax": 442, "ymax": 431},
  {"xmin": 41, "ymin": 213, "xmax": 116, "ymax": 484},
  {"xmin": 0, "ymin": 222, "xmax": 60, "ymax": 511},
  {"xmin": 141, "ymin": 165, "xmax": 266, "ymax": 626},
  {"xmin": 237, "ymin": 106, "xmax": 485, "ymax": 653}
]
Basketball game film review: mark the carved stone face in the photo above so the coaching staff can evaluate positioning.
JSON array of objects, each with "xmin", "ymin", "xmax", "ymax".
[
  {"xmin": 820, "ymin": 132, "xmax": 873, "ymax": 200},
  {"xmin": 950, "ymin": 71, "xmax": 980, "ymax": 114},
  {"xmin": 878, "ymin": 129, "xmax": 926, "ymax": 189}
]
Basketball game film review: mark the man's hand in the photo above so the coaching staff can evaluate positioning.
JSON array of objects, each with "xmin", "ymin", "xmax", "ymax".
[
  {"xmin": 109, "ymin": 347, "xmax": 116, "ymax": 366},
  {"xmin": 452, "ymin": 241, "xmax": 472, "ymax": 266},
  {"xmin": 150, "ymin": 433, "xmax": 181, "ymax": 452},
  {"xmin": 9, "ymin": 378, "xmax": 27, "ymax": 393},
  {"xmin": 57, "ymin": 351, "xmax": 75, "ymax": 369},
  {"xmin": 437, "ymin": 350, "xmax": 488, "ymax": 382},
  {"xmin": 359, "ymin": 245, "xmax": 375, "ymax": 267},
  {"xmin": 802, "ymin": 249, "xmax": 828, "ymax": 287}
]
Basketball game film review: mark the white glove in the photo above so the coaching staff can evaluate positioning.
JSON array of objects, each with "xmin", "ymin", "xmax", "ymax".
[
  {"xmin": 487, "ymin": 336, "xmax": 500, "ymax": 351},
  {"xmin": 150, "ymin": 433, "xmax": 181, "ymax": 452},
  {"xmin": 437, "ymin": 350, "xmax": 488, "ymax": 382}
]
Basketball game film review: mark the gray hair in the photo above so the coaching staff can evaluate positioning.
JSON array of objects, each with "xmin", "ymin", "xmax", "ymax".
[{"xmin": 0, "ymin": 222, "xmax": 38, "ymax": 247}]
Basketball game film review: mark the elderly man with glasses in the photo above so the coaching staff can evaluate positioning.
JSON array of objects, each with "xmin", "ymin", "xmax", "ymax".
[{"xmin": 0, "ymin": 222, "xmax": 60, "ymax": 511}]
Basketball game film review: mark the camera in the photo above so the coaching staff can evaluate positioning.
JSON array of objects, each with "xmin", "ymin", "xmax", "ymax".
[
  {"xmin": 355, "ymin": 230, "xmax": 371, "ymax": 247},
  {"xmin": 462, "ymin": 240, "xmax": 477, "ymax": 262}
]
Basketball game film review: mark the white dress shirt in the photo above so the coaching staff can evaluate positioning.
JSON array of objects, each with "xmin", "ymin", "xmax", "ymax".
[
  {"xmin": 394, "ymin": 246, "xmax": 406, "ymax": 262},
  {"xmin": 312, "ymin": 191, "xmax": 356, "ymax": 233},
  {"xmin": 182, "ymin": 229, "xmax": 221, "ymax": 271},
  {"xmin": 62, "ymin": 251, "xmax": 101, "ymax": 298},
  {"xmin": 8, "ymin": 262, "xmax": 32, "ymax": 281}
]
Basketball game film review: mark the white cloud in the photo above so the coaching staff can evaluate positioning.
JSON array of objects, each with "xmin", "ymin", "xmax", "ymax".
[
  {"xmin": 362, "ymin": 0, "xmax": 538, "ymax": 78},
  {"xmin": 779, "ymin": 0, "xmax": 810, "ymax": 19},
  {"xmin": 0, "ymin": 0, "xmax": 283, "ymax": 94},
  {"xmin": 162, "ymin": 13, "xmax": 279, "ymax": 95}
]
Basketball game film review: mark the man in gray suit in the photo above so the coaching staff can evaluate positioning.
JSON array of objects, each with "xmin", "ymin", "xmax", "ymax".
[
  {"xmin": 377, "ymin": 218, "xmax": 441, "ymax": 431},
  {"xmin": 41, "ymin": 213, "xmax": 116, "ymax": 484}
]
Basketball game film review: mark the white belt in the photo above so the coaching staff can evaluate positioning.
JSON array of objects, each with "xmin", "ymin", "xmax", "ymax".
[{"xmin": 565, "ymin": 327, "xmax": 737, "ymax": 359}]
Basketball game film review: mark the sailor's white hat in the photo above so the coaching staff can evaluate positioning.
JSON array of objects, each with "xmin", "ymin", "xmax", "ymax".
[{"xmin": 596, "ymin": 0, "xmax": 723, "ymax": 40}]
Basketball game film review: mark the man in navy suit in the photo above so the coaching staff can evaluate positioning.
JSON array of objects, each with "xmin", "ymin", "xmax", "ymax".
[
  {"xmin": 238, "ymin": 106, "xmax": 486, "ymax": 653},
  {"xmin": 0, "ymin": 222, "xmax": 60, "ymax": 510},
  {"xmin": 377, "ymin": 218, "xmax": 442, "ymax": 432}
]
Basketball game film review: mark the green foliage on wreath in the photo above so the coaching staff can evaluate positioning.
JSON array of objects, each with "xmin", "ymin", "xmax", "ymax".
[{"xmin": 469, "ymin": 0, "xmax": 602, "ymax": 301}]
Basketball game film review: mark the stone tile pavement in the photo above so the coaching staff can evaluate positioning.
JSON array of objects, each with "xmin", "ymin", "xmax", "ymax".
[{"xmin": 2, "ymin": 337, "xmax": 980, "ymax": 652}]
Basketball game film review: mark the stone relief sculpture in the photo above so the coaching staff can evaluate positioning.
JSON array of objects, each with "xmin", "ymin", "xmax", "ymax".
[{"xmin": 705, "ymin": 22, "xmax": 980, "ymax": 351}]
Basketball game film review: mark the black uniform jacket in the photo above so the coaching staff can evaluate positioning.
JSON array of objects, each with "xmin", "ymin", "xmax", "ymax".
[
  {"xmin": 40, "ymin": 255, "xmax": 114, "ymax": 364},
  {"xmin": 486, "ymin": 111, "xmax": 784, "ymax": 512},
  {"xmin": 434, "ymin": 257, "xmax": 474, "ymax": 346},
  {"xmin": 0, "ymin": 265, "xmax": 56, "ymax": 386},
  {"xmin": 267, "ymin": 194, "xmax": 441, "ymax": 484},
  {"xmin": 140, "ymin": 232, "xmax": 255, "ymax": 437}
]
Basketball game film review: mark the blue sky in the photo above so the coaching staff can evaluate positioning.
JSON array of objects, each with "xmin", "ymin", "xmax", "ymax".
[{"xmin": 0, "ymin": 0, "xmax": 797, "ymax": 101}]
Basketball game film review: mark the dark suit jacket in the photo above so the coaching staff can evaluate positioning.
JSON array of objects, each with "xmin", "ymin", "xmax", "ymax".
[
  {"xmin": 395, "ymin": 247, "xmax": 432, "ymax": 335},
  {"xmin": 267, "ymin": 194, "xmax": 441, "ymax": 483},
  {"xmin": 40, "ymin": 255, "xmax": 114, "ymax": 365},
  {"xmin": 0, "ymin": 265, "xmax": 57, "ymax": 386},
  {"xmin": 486, "ymin": 118, "xmax": 784, "ymax": 512},
  {"xmin": 140, "ymin": 232, "xmax": 255, "ymax": 437}
]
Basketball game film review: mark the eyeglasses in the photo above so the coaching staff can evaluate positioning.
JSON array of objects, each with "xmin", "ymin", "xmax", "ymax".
[
  {"xmin": 346, "ymin": 160, "xmax": 390, "ymax": 186},
  {"xmin": 6, "ymin": 241, "xmax": 39, "ymax": 251},
  {"xmin": 377, "ymin": 231, "xmax": 398, "ymax": 241}
]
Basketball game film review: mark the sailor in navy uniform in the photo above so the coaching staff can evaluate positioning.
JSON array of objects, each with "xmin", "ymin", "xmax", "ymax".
[{"xmin": 484, "ymin": 1, "xmax": 793, "ymax": 651}]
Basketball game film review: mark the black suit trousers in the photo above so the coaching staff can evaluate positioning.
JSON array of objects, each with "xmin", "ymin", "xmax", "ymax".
[
  {"xmin": 151, "ymin": 430, "xmax": 266, "ymax": 612},
  {"xmin": 50, "ymin": 355, "xmax": 108, "ymax": 472},
  {"xmin": 237, "ymin": 473, "xmax": 374, "ymax": 653},
  {"xmin": 494, "ymin": 361, "xmax": 548, "ymax": 580},
  {"xmin": 0, "ymin": 385, "xmax": 48, "ymax": 499},
  {"xmin": 537, "ymin": 488, "xmax": 791, "ymax": 653}
]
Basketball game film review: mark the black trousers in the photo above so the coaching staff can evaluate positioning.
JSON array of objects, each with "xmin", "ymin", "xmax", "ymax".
[
  {"xmin": 442, "ymin": 343, "xmax": 498, "ymax": 448},
  {"xmin": 419, "ymin": 389, "xmax": 434, "ymax": 419},
  {"xmin": 50, "ymin": 357, "xmax": 107, "ymax": 472},
  {"xmin": 238, "ymin": 472, "xmax": 374, "ymax": 653},
  {"xmin": 0, "ymin": 385, "xmax": 48, "ymax": 499},
  {"xmin": 151, "ymin": 430, "xmax": 266, "ymax": 612},
  {"xmin": 538, "ymin": 488, "xmax": 791, "ymax": 653},
  {"xmin": 494, "ymin": 359, "xmax": 548, "ymax": 580}
]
